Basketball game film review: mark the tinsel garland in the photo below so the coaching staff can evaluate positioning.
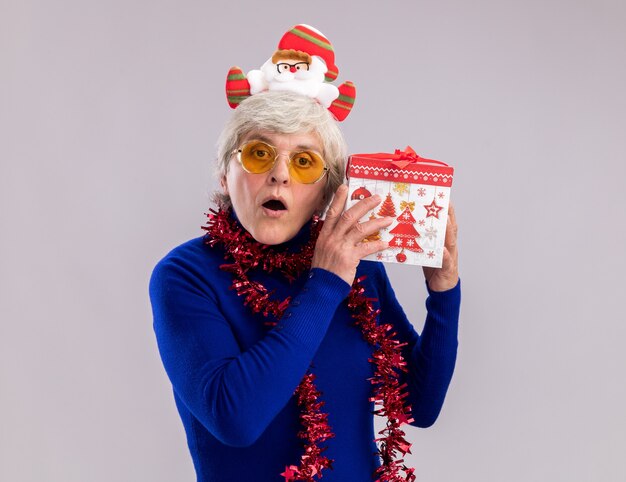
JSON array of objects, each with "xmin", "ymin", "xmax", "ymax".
[{"xmin": 202, "ymin": 207, "xmax": 416, "ymax": 482}]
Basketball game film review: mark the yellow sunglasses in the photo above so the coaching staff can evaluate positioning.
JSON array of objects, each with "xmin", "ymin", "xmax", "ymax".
[{"xmin": 234, "ymin": 140, "xmax": 329, "ymax": 184}]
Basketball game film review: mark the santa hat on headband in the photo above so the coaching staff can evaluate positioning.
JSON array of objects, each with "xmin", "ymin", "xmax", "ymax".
[
  {"xmin": 225, "ymin": 24, "xmax": 356, "ymax": 121},
  {"xmin": 276, "ymin": 24, "xmax": 339, "ymax": 82}
]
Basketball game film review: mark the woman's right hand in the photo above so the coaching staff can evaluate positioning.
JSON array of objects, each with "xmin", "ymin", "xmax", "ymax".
[{"xmin": 311, "ymin": 184, "xmax": 393, "ymax": 286}]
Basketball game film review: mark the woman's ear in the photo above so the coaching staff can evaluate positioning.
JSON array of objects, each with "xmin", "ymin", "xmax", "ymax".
[{"xmin": 220, "ymin": 175, "xmax": 229, "ymax": 195}]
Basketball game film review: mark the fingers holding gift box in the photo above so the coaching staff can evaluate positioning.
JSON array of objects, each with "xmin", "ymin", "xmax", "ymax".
[
  {"xmin": 312, "ymin": 185, "xmax": 393, "ymax": 286},
  {"xmin": 423, "ymin": 201, "xmax": 459, "ymax": 292}
]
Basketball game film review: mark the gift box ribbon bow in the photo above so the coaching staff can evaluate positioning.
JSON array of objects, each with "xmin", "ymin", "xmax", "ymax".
[{"xmin": 353, "ymin": 146, "xmax": 449, "ymax": 169}]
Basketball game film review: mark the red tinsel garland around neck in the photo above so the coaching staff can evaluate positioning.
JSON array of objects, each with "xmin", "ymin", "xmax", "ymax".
[{"xmin": 202, "ymin": 207, "xmax": 417, "ymax": 482}]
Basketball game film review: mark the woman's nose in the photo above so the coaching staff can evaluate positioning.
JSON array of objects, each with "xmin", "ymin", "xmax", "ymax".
[
  {"xmin": 289, "ymin": 66, "xmax": 297, "ymax": 73},
  {"xmin": 269, "ymin": 153, "xmax": 291, "ymax": 184}
]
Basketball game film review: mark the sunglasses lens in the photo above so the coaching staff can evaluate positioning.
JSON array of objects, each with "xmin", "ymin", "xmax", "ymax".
[
  {"xmin": 240, "ymin": 142, "xmax": 276, "ymax": 173},
  {"xmin": 238, "ymin": 141, "xmax": 327, "ymax": 183},
  {"xmin": 289, "ymin": 151, "xmax": 326, "ymax": 183}
]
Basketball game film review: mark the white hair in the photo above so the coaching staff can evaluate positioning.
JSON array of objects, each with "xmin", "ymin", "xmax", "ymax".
[{"xmin": 214, "ymin": 91, "xmax": 347, "ymax": 207}]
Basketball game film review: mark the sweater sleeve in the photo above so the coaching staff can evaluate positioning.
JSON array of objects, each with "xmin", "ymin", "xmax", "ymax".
[
  {"xmin": 375, "ymin": 264, "xmax": 461, "ymax": 428},
  {"xmin": 149, "ymin": 259, "xmax": 351, "ymax": 448}
]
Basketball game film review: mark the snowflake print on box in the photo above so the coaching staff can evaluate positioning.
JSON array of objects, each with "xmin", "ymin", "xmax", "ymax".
[{"xmin": 345, "ymin": 146, "xmax": 454, "ymax": 268}]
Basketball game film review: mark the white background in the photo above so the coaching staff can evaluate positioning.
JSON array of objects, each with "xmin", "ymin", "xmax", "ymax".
[{"xmin": 2, "ymin": 1, "xmax": 625, "ymax": 480}]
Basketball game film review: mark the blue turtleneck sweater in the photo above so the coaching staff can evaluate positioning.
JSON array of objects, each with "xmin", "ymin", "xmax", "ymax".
[{"xmin": 149, "ymin": 221, "xmax": 461, "ymax": 482}]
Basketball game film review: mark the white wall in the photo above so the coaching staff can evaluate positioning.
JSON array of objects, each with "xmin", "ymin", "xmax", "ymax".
[{"xmin": 2, "ymin": 0, "xmax": 625, "ymax": 480}]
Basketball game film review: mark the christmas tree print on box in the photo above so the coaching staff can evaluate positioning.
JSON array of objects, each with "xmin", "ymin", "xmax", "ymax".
[{"xmin": 345, "ymin": 147, "xmax": 454, "ymax": 268}]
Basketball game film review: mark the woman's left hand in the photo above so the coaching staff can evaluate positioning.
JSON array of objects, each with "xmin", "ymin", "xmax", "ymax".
[{"xmin": 422, "ymin": 202, "xmax": 459, "ymax": 292}]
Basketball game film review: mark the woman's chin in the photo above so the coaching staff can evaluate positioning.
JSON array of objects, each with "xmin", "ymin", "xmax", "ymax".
[{"xmin": 250, "ymin": 226, "xmax": 295, "ymax": 246}]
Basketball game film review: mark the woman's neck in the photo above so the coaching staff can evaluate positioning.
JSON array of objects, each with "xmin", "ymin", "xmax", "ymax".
[{"xmin": 229, "ymin": 208, "xmax": 317, "ymax": 252}]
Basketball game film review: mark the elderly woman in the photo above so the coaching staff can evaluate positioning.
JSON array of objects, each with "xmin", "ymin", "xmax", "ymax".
[{"xmin": 149, "ymin": 91, "xmax": 460, "ymax": 482}]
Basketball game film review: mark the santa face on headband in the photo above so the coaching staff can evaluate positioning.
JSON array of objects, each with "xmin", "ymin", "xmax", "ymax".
[
  {"xmin": 247, "ymin": 49, "xmax": 339, "ymax": 108},
  {"xmin": 269, "ymin": 49, "xmax": 316, "ymax": 81}
]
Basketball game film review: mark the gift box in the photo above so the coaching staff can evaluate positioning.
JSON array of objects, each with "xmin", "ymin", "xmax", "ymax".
[{"xmin": 345, "ymin": 147, "xmax": 454, "ymax": 268}]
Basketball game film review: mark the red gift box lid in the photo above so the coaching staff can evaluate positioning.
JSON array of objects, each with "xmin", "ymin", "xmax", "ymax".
[{"xmin": 347, "ymin": 147, "xmax": 453, "ymax": 188}]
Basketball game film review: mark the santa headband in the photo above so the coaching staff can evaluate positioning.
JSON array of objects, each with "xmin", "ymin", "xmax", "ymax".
[{"xmin": 225, "ymin": 24, "xmax": 356, "ymax": 121}]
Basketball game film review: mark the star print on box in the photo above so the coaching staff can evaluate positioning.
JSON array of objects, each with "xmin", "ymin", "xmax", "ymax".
[
  {"xmin": 345, "ymin": 146, "xmax": 454, "ymax": 268},
  {"xmin": 424, "ymin": 198, "xmax": 443, "ymax": 218}
]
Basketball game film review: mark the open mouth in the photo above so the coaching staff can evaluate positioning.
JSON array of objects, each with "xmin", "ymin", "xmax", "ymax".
[{"xmin": 262, "ymin": 199, "xmax": 287, "ymax": 211}]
